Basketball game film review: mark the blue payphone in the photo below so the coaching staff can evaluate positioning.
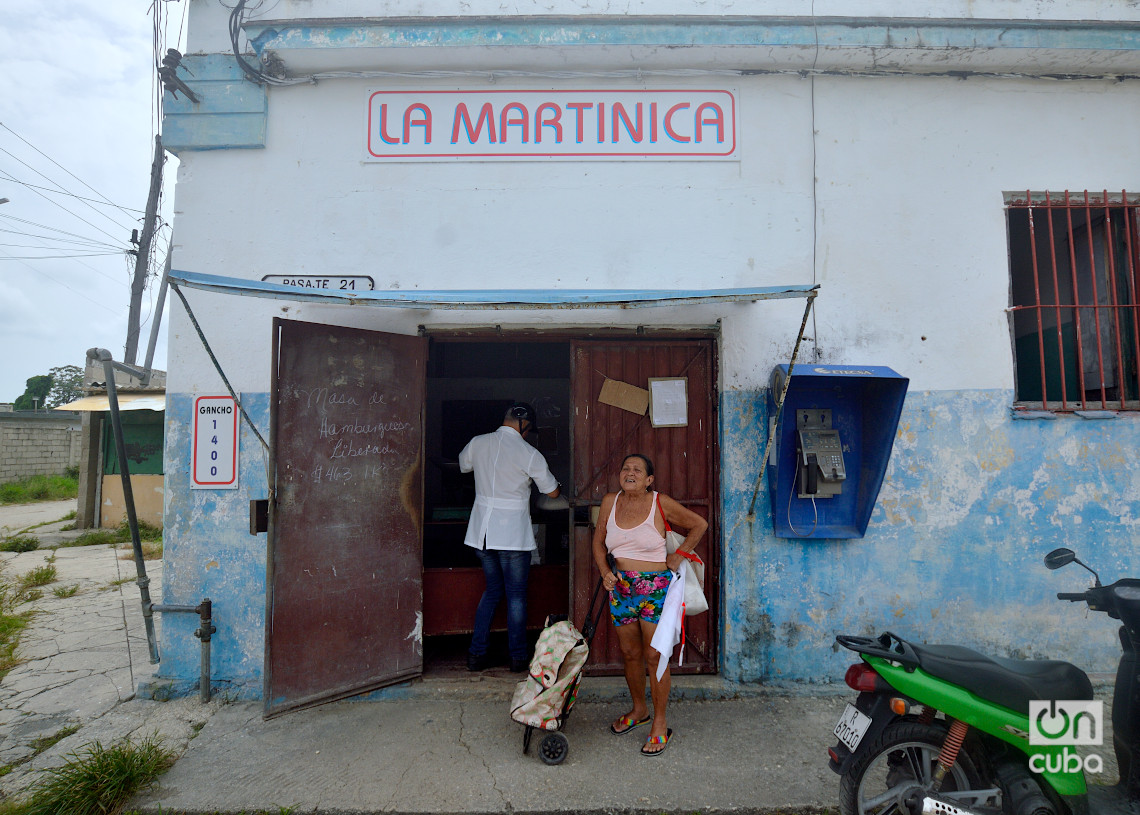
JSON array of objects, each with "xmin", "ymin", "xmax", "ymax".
[{"xmin": 766, "ymin": 364, "xmax": 908, "ymax": 539}]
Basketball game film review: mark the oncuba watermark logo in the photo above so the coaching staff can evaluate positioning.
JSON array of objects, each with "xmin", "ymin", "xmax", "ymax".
[{"xmin": 1028, "ymin": 700, "xmax": 1104, "ymax": 774}]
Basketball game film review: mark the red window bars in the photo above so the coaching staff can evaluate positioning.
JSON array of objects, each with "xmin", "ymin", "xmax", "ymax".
[{"xmin": 1007, "ymin": 190, "xmax": 1140, "ymax": 411}]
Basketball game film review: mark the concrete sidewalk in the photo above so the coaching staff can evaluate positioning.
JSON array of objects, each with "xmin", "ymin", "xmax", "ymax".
[
  {"xmin": 0, "ymin": 536, "xmax": 193, "ymax": 801},
  {"xmin": 131, "ymin": 686, "xmax": 848, "ymax": 815},
  {"xmin": 0, "ymin": 533, "xmax": 849, "ymax": 814},
  {"xmin": 0, "ymin": 501, "xmax": 1123, "ymax": 814},
  {"xmin": 0, "ymin": 501, "xmax": 852, "ymax": 813},
  {"xmin": 0, "ymin": 499, "xmax": 80, "ymax": 545}
]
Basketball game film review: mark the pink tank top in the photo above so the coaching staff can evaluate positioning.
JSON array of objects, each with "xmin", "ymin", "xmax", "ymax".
[{"xmin": 605, "ymin": 491, "xmax": 667, "ymax": 562}]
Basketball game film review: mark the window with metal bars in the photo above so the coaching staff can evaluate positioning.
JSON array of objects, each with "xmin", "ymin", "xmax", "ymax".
[{"xmin": 1007, "ymin": 191, "xmax": 1140, "ymax": 411}]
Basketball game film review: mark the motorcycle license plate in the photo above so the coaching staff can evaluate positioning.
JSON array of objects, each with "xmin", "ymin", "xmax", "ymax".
[{"xmin": 834, "ymin": 703, "xmax": 872, "ymax": 752}]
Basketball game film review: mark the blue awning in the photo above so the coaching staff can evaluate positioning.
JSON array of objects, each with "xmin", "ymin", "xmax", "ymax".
[{"xmin": 169, "ymin": 270, "xmax": 817, "ymax": 310}]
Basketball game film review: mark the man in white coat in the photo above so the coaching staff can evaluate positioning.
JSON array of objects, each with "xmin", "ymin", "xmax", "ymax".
[{"xmin": 460, "ymin": 402, "xmax": 561, "ymax": 672}]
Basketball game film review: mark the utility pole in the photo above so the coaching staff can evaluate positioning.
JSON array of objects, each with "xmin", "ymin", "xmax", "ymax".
[{"xmin": 125, "ymin": 135, "xmax": 165, "ymax": 366}]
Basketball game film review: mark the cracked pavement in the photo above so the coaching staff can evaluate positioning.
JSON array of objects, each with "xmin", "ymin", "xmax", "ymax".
[
  {"xmin": 0, "ymin": 501, "xmax": 850, "ymax": 814},
  {"xmin": 0, "ymin": 503, "xmax": 220, "ymax": 804}
]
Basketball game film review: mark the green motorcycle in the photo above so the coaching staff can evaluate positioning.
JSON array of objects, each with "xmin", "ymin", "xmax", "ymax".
[{"xmin": 828, "ymin": 548, "xmax": 1140, "ymax": 815}]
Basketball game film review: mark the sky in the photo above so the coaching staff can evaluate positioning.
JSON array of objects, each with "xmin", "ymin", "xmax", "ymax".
[{"xmin": 0, "ymin": 1, "xmax": 183, "ymax": 405}]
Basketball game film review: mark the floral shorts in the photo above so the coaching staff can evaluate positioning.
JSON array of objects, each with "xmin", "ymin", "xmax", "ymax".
[{"xmin": 609, "ymin": 569, "xmax": 673, "ymax": 627}]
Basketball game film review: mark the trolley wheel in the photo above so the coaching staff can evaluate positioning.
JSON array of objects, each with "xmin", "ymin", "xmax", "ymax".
[
  {"xmin": 539, "ymin": 732, "xmax": 569, "ymax": 765},
  {"xmin": 523, "ymin": 725, "xmax": 533, "ymax": 755}
]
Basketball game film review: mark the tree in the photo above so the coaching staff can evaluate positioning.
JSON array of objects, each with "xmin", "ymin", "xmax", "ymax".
[
  {"xmin": 46, "ymin": 365, "xmax": 84, "ymax": 408},
  {"xmin": 12, "ymin": 365, "xmax": 85, "ymax": 410},
  {"xmin": 13, "ymin": 375, "xmax": 52, "ymax": 411}
]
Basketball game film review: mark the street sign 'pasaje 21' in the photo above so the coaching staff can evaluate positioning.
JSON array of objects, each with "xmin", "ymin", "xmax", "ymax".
[{"xmin": 367, "ymin": 89, "xmax": 737, "ymax": 161}]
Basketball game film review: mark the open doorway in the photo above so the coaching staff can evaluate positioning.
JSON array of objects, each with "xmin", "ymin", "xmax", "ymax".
[
  {"xmin": 421, "ymin": 339, "xmax": 572, "ymax": 672},
  {"xmin": 266, "ymin": 322, "xmax": 718, "ymax": 713}
]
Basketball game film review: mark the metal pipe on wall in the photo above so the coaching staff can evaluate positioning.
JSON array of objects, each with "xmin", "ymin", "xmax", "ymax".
[
  {"xmin": 88, "ymin": 348, "xmax": 160, "ymax": 665},
  {"xmin": 89, "ymin": 348, "xmax": 219, "ymax": 703},
  {"xmin": 152, "ymin": 599, "xmax": 215, "ymax": 703}
]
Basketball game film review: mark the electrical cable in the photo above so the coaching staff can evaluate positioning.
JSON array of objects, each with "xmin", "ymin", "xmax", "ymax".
[
  {"xmin": 810, "ymin": 2, "xmax": 821, "ymax": 362},
  {"xmin": 0, "ymin": 168, "xmax": 131, "ymax": 248},
  {"xmin": 0, "ymin": 147, "xmax": 138, "ymax": 235},
  {"xmin": 0, "ymin": 228, "xmax": 124, "ymax": 251},
  {"xmin": 0, "ymin": 247, "xmax": 122, "ymax": 314},
  {"xmin": 0, "ymin": 179, "xmax": 145, "ymax": 214},
  {"xmin": 0, "ymin": 123, "xmax": 143, "ymax": 227},
  {"xmin": 0, "ymin": 211, "xmax": 129, "ymax": 247},
  {"xmin": 0, "ymin": 242, "xmax": 124, "ymax": 251},
  {"xmin": 169, "ymin": 281, "xmax": 271, "ymax": 454},
  {"xmin": 0, "ymin": 252, "xmax": 124, "ymax": 259},
  {"xmin": 746, "ymin": 292, "xmax": 816, "ymax": 517},
  {"xmin": 785, "ymin": 459, "xmax": 819, "ymax": 538}
]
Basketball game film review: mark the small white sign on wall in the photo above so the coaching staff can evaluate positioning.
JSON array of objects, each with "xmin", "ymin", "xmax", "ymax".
[{"xmin": 192, "ymin": 395, "xmax": 239, "ymax": 489}]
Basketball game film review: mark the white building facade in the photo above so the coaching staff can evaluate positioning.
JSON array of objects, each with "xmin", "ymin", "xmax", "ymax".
[{"xmin": 155, "ymin": 0, "xmax": 1140, "ymax": 707}]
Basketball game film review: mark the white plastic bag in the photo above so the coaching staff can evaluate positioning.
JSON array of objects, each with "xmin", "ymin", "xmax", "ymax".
[
  {"xmin": 665, "ymin": 530, "xmax": 708, "ymax": 616},
  {"xmin": 650, "ymin": 568, "xmax": 685, "ymax": 680}
]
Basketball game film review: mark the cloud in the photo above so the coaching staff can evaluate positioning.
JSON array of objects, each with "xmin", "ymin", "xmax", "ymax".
[{"xmin": 0, "ymin": 0, "xmax": 179, "ymax": 402}]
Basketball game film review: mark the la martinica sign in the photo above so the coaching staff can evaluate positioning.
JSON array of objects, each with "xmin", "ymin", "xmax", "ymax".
[{"xmin": 366, "ymin": 89, "xmax": 737, "ymax": 161}]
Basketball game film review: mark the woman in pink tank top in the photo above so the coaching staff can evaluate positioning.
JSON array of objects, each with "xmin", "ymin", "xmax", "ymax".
[{"xmin": 592, "ymin": 453, "xmax": 708, "ymax": 756}]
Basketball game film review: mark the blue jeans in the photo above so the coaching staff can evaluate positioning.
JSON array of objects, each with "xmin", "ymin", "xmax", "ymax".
[{"xmin": 470, "ymin": 549, "xmax": 531, "ymax": 662}]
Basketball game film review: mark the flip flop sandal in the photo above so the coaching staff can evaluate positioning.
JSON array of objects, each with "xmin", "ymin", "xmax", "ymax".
[
  {"xmin": 641, "ymin": 728, "xmax": 673, "ymax": 757},
  {"xmin": 609, "ymin": 713, "xmax": 651, "ymax": 736}
]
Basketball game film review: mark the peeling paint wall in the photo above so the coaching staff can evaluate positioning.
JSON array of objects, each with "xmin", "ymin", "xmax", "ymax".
[
  {"xmin": 721, "ymin": 388, "xmax": 1140, "ymax": 684},
  {"xmin": 147, "ymin": 394, "xmax": 270, "ymax": 697},
  {"xmin": 155, "ymin": 4, "xmax": 1140, "ymax": 697}
]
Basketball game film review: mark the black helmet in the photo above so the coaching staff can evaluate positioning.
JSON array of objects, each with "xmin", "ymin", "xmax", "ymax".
[{"xmin": 507, "ymin": 401, "xmax": 537, "ymax": 431}]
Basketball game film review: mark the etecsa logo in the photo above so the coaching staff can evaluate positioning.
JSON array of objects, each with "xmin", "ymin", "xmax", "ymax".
[{"xmin": 1028, "ymin": 700, "xmax": 1103, "ymax": 774}]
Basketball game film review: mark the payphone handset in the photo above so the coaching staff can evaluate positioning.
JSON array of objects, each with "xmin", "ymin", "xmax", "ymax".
[{"xmin": 796, "ymin": 409, "xmax": 846, "ymax": 499}]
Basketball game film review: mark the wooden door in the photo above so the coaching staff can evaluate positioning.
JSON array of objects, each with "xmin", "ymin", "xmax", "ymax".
[
  {"xmin": 266, "ymin": 319, "xmax": 426, "ymax": 716},
  {"xmin": 571, "ymin": 339, "xmax": 718, "ymax": 674}
]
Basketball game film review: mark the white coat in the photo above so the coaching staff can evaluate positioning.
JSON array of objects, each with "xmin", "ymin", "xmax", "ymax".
[{"xmin": 459, "ymin": 425, "xmax": 558, "ymax": 552}]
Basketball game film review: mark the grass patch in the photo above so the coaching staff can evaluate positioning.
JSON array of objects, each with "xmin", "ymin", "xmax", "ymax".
[
  {"xmin": 0, "ymin": 538, "xmax": 39, "ymax": 553},
  {"xmin": 0, "ymin": 580, "xmax": 33, "ymax": 680},
  {"xmin": 0, "ymin": 474, "xmax": 78, "ymax": 505},
  {"xmin": 18, "ymin": 565, "xmax": 56, "ymax": 591},
  {"xmin": 13, "ymin": 511, "xmax": 76, "ymax": 536},
  {"xmin": 0, "ymin": 734, "xmax": 174, "ymax": 815},
  {"xmin": 117, "ymin": 540, "xmax": 163, "ymax": 561},
  {"xmin": 28, "ymin": 725, "xmax": 80, "ymax": 753},
  {"xmin": 62, "ymin": 529, "xmax": 118, "ymax": 547},
  {"xmin": 0, "ymin": 725, "xmax": 84, "ymax": 779},
  {"xmin": 52, "ymin": 584, "xmax": 79, "ymax": 598},
  {"xmin": 63, "ymin": 520, "xmax": 163, "ymax": 549}
]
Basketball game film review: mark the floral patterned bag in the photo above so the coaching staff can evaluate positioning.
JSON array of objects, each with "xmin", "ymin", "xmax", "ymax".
[{"xmin": 509, "ymin": 620, "xmax": 590, "ymax": 731}]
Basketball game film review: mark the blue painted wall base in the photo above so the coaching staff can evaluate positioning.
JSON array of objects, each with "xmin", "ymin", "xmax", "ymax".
[{"xmin": 154, "ymin": 388, "xmax": 1140, "ymax": 698}]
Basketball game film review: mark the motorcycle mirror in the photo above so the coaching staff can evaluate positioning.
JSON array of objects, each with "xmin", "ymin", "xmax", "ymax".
[
  {"xmin": 1044, "ymin": 548, "xmax": 1076, "ymax": 570},
  {"xmin": 1044, "ymin": 547, "xmax": 1102, "ymax": 587}
]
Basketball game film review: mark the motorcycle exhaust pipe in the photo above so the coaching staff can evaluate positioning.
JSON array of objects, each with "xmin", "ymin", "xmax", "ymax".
[{"xmin": 904, "ymin": 791, "xmax": 986, "ymax": 815}]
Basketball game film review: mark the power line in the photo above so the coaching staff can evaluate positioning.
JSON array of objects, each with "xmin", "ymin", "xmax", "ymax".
[
  {"xmin": 0, "ymin": 122, "xmax": 144, "ymax": 224},
  {"xmin": 0, "ymin": 211, "xmax": 130, "ymax": 249},
  {"xmin": 0, "ymin": 247, "xmax": 123, "ymax": 315},
  {"xmin": 0, "ymin": 242, "xmax": 125, "ymax": 251},
  {"xmin": 0, "ymin": 177, "xmax": 144, "ymax": 214},
  {"xmin": 0, "ymin": 227, "xmax": 124, "ymax": 251},
  {"xmin": 0, "ymin": 252, "xmax": 124, "ymax": 259},
  {"xmin": 0, "ymin": 147, "xmax": 137, "ymax": 235},
  {"xmin": 0, "ymin": 168, "xmax": 130, "ymax": 248},
  {"xmin": 0, "ymin": 220, "xmax": 133, "ymax": 286}
]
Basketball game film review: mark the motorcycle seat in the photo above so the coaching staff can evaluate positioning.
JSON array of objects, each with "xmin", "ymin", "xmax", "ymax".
[{"xmin": 907, "ymin": 641, "xmax": 1093, "ymax": 715}]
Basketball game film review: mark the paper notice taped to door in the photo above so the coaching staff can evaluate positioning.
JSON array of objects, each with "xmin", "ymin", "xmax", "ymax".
[
  {"xmin": 649, "ymin": 377, "xmax": 688, "ymax": 427},
  {"xmin": 598, "ymin": 378, "xmax": 649, "ymax": 415}
]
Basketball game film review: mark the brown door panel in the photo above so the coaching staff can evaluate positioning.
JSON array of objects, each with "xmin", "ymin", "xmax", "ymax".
[
  {"xmin": 570, "ymin": 340, "xmax": 718, "ymax": 675},
  {"xmin": 266, "ymin": 319, "xmax": 427, "ymax": 716}
]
